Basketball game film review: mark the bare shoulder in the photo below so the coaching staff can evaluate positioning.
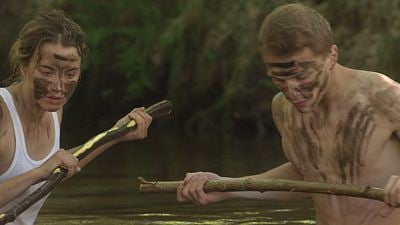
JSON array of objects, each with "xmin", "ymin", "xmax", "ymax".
[
  {"xmin": 352, "ymin": 69, "xmax": 399, "ymax": 91},
  {"xmin": 358, "ymin": 70, "xmax": 400, "ymax": 99},
  {"xmin": 271, "ymin": 92, "xmax": 288, "ymax": 130},
  {"xmin": 0, "ymin": 97, "xmax": 4, "ymax": 124},
  {"xmin": 0, "ymin": 96, "xmax": 13, "ymax": 164},
  {"xmin": 271, "ymin": 92, "xmax": 286, "ymax": 115},
  {"xmin": 0, "ymin": 97, "xmax": 9, "ymax": 132},
  {"xmin": 352, "ymin": 70, "xmax": 400, "ymax": 126}
]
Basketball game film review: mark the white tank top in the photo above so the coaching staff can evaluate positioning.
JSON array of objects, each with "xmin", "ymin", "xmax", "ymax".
[{"xmin": 0, "ymin": 88, "xmax": 60, "ymax": 225}]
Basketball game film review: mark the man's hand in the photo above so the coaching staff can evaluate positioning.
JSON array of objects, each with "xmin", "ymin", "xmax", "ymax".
[
  {"xmin": 381, "ymin": 175, "xmax": 400, "ymax": 217},
  {"xmin": 177, "ymin": 172, "xmax": 230, "ymax": 205}
]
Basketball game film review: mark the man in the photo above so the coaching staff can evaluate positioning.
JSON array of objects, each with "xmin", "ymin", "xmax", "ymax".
[
  {"xmin": 177, "ymin": 3, "xmax": 400, "ymax": 225},
  {"xmin": 0, "ymin": 9, "xmax": 152, "ymax": 224}
]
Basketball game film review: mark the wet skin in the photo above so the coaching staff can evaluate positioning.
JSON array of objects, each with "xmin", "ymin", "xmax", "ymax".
[
  {"xmin": 267, "ymin": 58, "xmax": 329, "ymax": 113},
  {"xmin": 0, "ymin": 101, "xmax": 6, "ymax": 140},
  {"xmin": 26, "ymin": 43, "xmax": 81, "ymax": 112},
  {"xmin": 266, "ymin": 48, "xmax": 400, "ymax": 224},
  {"xmin": 176, "ymin": 45, "xmax": 400, "ymax": 224},
  {"xmin": 268, "ymin": 57, "xmax": 374, "ymax": 183},
  {"xmin": 2, "ymin": 43, "xmax": 82, "ymax": 161}
]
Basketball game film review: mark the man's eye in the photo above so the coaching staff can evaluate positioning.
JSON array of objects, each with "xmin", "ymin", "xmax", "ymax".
[
  {"xmin": 296, "ymin": 72, "xmax": 308, "ymax": 80},
  {"xmin": 271, "ymin": 77, "xmax": 284, "ymax": 83},
  {"xmin": 66, "ymin": 73, "xmax": 75, "ymax": 78}
]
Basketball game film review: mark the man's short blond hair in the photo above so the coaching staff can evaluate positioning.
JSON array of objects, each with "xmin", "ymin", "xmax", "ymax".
[{"xmin": 258, "ymin": 3, "xmax": 333, "ymax": 57}]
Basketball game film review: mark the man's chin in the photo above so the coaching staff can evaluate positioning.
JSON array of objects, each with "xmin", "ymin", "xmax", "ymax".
[{"xmin": 294, "ymin": 105, "xmax": 314, "ymax": 113}]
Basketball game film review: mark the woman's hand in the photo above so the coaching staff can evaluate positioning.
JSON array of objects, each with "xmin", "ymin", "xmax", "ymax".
[
  {"xmin": 35, "ymin": 149, "xmax": 80, "ymax": 180},
  {"xmin": 114, "ymin": 107, "xmax": 153, "ymax": 142}
]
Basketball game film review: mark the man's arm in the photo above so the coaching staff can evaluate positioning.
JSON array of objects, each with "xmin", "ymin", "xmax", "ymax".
[
  {"xmin": 177, "ymin": 94, "xmax": 308, "ymax": 204},
  {"xmin": 230, "ymin": 162, "xmax": 308, "ymax": 201},
  {"xmin": 229, "ymin": 93, "xmax": 308, "ymax": 200},
  {"xmin": 177, "ymin": 162, "xmax": 308, "ymax": 205},
  {"xmin": 368, "ymin": 73, "xmax": 400, "ymax": 208}
]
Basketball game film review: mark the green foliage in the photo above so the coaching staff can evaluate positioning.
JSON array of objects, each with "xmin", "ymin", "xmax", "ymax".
[
  {"xmin": 3, "ymin": 0, "xmax": 400, "ymax": 138},
  {"xmin": 55, "ymin": 0, "xmax": 287, "ymax": 137},
  {"xmin": 53, "ymin": 0, "xmax": 182, "ymax": 133},
  {"xmin": 0, "ymin": 0, "xmax": 54, "ymax": 81},
  {"xmin": 315, "ymin": 0, "xmax": 400, "ymax": 78},
  {"xmin": 158, "ymin": 0, "xmax": 287, "ymax": 137}
]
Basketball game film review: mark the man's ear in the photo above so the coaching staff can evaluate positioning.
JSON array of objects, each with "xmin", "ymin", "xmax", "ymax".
[{"xmin": 328, "ymin": 45, "xmax": 338, "ymax": 70}]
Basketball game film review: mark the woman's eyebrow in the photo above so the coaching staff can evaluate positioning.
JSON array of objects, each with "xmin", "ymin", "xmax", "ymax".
[
  {"xmin": 38, "ymin": 65, "xmax": 54, "ymax": 70},
  {"xmin": 53, "ymin": 53, "xmax": 79, "ymax": 61}
]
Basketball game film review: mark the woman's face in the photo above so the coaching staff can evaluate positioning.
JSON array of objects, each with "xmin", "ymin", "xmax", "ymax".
[{"xmin": 22, "ymin": 42, "xmax": 81, "ymax": 112}]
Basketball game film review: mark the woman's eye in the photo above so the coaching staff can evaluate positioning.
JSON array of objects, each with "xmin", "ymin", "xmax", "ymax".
[
  {"xmin": 41, "ymin": 71, "xmax": 52, "ymax": 76},
  {"xmin": 65, "ymin": 71, "xmax": 79, "ymax": 80}
]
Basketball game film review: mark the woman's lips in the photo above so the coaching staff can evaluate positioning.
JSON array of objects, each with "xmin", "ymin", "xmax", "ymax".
[{"xmin": 46, "ymin": 96, "xmax": 64, "ymax": 105}]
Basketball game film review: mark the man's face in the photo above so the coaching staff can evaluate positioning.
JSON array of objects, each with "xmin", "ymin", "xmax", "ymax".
[
  {"xmin": 262, "ymin": 48, "xmax": 333, "ymax": 113},
  {"xmin": 22, "ymin": 43, "xmax": 81, "ymax": 112}
]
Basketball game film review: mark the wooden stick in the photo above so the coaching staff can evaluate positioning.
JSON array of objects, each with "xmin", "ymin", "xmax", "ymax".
[
  {"xmin": 138, "ymin": 177, "xmax": 384, "ymax": 202},
  {"xmin": 0, "ymin": 100, "xmax": 172, "ymax": 225}
]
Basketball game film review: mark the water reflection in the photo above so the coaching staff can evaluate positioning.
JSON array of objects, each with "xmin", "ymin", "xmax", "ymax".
[{"xmin": 37, "ymin": 132, "xmax": 316, "ymax": 224}]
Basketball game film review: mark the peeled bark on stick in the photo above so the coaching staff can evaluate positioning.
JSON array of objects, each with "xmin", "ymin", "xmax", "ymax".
[{"xmin": 138, "ymin": 177, "xmax": 384, "ymax": 202}]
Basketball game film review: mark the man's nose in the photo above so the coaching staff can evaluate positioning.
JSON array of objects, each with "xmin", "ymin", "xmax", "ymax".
[{"xmin": 282, "ymin": 79, "xmax": 300, "ymax": 91}]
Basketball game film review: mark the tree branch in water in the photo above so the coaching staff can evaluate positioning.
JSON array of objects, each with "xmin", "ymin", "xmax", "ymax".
[{"xmin": 138, "ymin": 177, "xmax": 384, "ymax": 202}]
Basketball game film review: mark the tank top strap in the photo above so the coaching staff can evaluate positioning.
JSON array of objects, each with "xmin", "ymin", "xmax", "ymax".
[
  {"xmin": 0, "ymin": 88, "xmax": 26, "ymax": 153},
  {"xmin": 0, "ymin": 88, "xmax": 60, "ymax": 164}
]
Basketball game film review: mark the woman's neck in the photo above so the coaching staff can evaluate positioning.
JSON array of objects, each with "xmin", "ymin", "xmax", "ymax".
[{"xmin": 8, "ymin": 83, "xmax": 46, "ymax": 125}]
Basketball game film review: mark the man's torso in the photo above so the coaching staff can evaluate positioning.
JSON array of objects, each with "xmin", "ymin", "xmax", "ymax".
[{"xmin": 273, "ymin": 69, "xmax": 400, "ymax": 224}]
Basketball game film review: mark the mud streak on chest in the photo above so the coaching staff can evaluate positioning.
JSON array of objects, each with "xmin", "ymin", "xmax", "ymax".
[{"xmin": 283, "ymin": 103, "xmax": 375, "ymax": 183}]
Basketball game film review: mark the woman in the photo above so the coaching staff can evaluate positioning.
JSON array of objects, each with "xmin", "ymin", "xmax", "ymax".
[{"xmin": 0, "ymin": 9, "xmax": 152, "ymax": 225}]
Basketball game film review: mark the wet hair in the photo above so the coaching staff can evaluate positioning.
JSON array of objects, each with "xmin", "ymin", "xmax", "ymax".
[
  {"xmin": 258, "ymin": 3, "xmax": 333, "ymax": 57},
  {"xmin": 3, "ymin": 9, "xmax": 89, "ymax": 86}
]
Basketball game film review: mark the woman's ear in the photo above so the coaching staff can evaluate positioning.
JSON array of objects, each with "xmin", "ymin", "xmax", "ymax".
[
  {"xmin": 19, "ymin": 64, "xmax": 29, "ymax": 80},
  {"xmin": 18, "ymin": 67, "xmax": 25, "ymax": 81}
]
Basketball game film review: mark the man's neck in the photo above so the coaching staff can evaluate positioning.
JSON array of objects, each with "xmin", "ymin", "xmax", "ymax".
[{"xmin": 318, "ymin": 63, "xmax": 350, "ymax": 111}]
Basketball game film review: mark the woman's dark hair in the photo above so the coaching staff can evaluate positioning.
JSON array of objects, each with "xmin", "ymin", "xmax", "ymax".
[{"xmin": 4, "ymin": 9, "xmax": 89, "ymax": 85}]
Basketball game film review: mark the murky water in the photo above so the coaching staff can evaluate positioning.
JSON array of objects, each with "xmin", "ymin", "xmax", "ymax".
[{"xmin": 36, "ymin": 132, "xmax": 316, "ymax": 224}]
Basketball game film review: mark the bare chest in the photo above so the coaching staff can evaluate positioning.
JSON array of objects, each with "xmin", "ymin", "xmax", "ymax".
[{"xmin": 280, "ymin": 104, "xmax": 394, "ymax": 184}]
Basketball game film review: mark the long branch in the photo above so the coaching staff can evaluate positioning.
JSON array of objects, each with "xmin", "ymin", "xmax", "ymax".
[
  {"xmin": 138, "ymin": 177, "xmax": 384, "ymax": 202},
  {"xmin": 0, "ymin": 100, "xmax": 172, "ymax": 225}
]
